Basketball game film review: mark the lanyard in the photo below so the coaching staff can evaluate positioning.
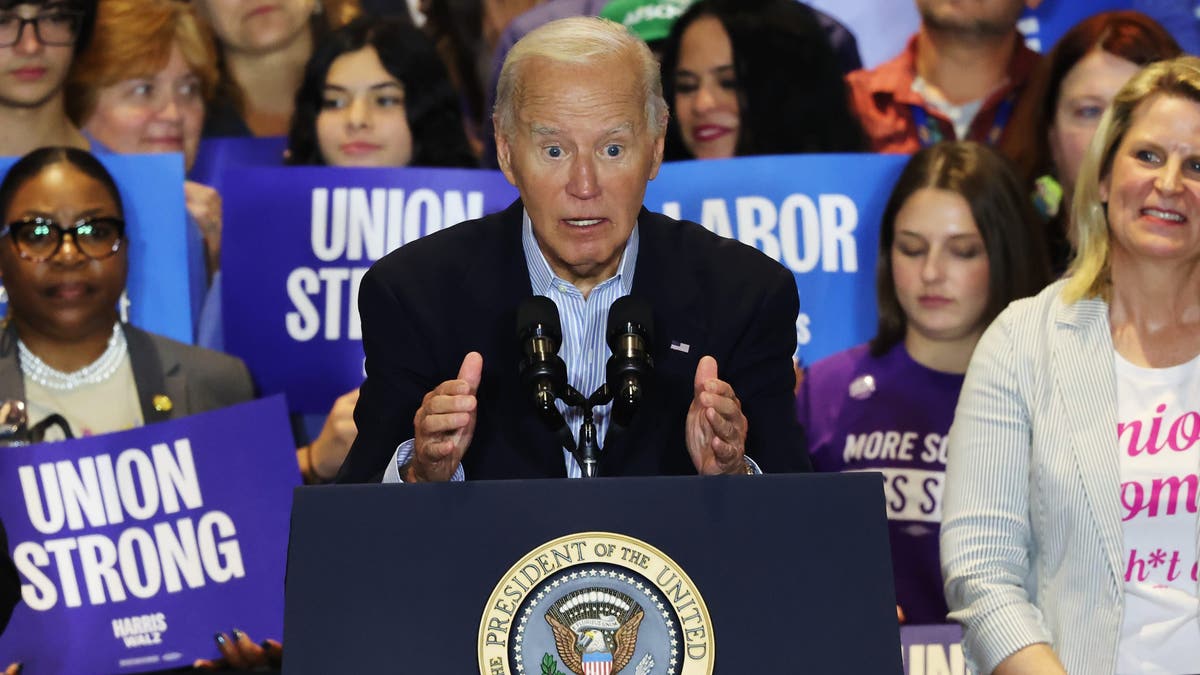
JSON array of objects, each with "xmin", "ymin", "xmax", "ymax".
[{"xmin": 910, "ymin": 93, "xmax": 1016, "ymax": 147}]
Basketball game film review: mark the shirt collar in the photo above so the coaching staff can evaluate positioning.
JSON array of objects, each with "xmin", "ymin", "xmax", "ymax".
[{"xmin": 521, "ymin": 209, "xmax": 638, "ymax": 296}]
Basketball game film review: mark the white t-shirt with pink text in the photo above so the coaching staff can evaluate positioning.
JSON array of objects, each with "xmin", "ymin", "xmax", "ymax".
[{"xmin": 1115, "ymin": 351, "xmax": 1200, "ymax": 674}]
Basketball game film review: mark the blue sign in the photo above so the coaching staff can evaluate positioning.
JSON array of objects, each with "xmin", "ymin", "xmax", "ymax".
[
  {"xmin": 646, "ymin": 154, "xmax": 908, "ymax": 367},
  {"xmin": 220, "ymin": 154, "xmax": 907, "ymax": 412},
  {"xmin": 189, "ymin": 136, "xmax": 287, "ymax": 197},
  {"xmin": 1018, "ymin": 0, "xmax": 1133, "ymax": 53},
  {"xmin": 0, "ymin": 153, "xmax": 198, "ymax": 343},
  {"xmin": 0, "ymin": 396, "xmax": 299, "ymax": 674}
]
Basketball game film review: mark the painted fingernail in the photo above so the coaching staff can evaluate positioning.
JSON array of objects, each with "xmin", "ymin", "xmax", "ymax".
[
  {"xmin": 214, "ymin": 633, "xmax": 226, "ymax": 646},
  {"xmin": 231, "ymin": 628, "xmax": 244, "ymax": 642},
  {"xmin": 14, "ymin": 663, "xmax": 24, "ymax": 674},
  {"xmin": 260, "ymin": 640, "xmax": 272, "ymax": 650}
]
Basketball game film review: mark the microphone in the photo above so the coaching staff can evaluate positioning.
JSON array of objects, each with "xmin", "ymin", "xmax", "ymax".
[
  {"xmin": 606, "ymin": 296, "xmax": 654, "ymax": 428},
  {"xmin": 517, "ymin": 296, "xmax": 569, "ymax": 433}
]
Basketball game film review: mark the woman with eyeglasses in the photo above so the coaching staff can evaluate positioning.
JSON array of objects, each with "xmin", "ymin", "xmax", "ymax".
[
  {"xmin": 67, "ymin": 0, "xmax": 222, "ymax": 287},
  {"xmin": 68, "ymin": 0, "xmax": 363, "ymax": 500},
  {"xmin": 0, "ymin": 146, "xmax": 252, "ymax": 441},
  {"xmin": 0, "ymin": 147, "xmax": 266, "ymax": 674}
]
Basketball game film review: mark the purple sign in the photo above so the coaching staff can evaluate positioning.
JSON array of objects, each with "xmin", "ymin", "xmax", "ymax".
[
  {"xmin": 0, "ymin": 396, "xmax": 299, "ymax": 674},
  {"xmin": 222, "ymin": 165, "xmax": 519, "ymax": 412},
  {"xmin": 900, "ymin": 624, "xmax": 965, "ymax": 675}
]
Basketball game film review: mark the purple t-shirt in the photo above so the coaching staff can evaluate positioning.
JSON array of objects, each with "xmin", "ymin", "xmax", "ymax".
[{"xmin": 797, "ymin": 342, "xmax": 963, "ymax": 625}]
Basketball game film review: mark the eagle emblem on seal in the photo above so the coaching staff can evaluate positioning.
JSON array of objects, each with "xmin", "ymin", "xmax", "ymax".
[{"xmin": 544, "ymin": 588, "xmax": 645, "ymax": 675}]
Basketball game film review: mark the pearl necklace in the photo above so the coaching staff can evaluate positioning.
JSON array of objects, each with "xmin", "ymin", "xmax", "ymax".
[{"xmin": 18, "ymin": 323, "xmax": 128, "ymax": 391}]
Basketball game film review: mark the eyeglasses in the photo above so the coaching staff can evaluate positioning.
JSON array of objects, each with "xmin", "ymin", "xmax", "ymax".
[
  {"xmin": 0, "ymin": 216, "xmax": 125, "ymax": 261},
  {"xmin": 0, "ymin": 10, "xmax": 83, "ymax": 47}
]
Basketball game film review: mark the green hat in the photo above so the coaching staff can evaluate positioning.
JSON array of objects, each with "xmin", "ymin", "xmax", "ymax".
[{"xmin": 600, "ymin": 0, "xmax": 696, "ymax": 43}]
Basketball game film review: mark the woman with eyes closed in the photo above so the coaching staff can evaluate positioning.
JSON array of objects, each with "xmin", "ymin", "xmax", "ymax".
[
  {"xmin": 285, "ymin": 15, "xmax": 474, "ymax": 168},
  {"xmin": 658, "ymin": 0, "xmax": 865, "ymax": 161},
  {"xmin": 1000, "ymin": 11, "xmax": 1180, "ymax": 273},
  {"xmin": 797, "ymin": 141, "xmax": 1050, "ymax": 627}
]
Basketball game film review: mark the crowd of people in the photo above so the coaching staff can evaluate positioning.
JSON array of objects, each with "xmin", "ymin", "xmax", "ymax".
[{"xmin": 0, "ymin": 0, "xmax": 1197, "ymax": 673}]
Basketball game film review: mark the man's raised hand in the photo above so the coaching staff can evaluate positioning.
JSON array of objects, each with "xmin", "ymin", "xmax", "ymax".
[{"xmin": 409, "ymin": 352, "xmax": 483, "ymax": 482}]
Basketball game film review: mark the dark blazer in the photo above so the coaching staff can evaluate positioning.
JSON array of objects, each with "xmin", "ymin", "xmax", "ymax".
[
  {"xmin": 0, "ymin": 517, "xmax": 17, "ymax": 636},
  {"xmin": 337, "ymin": 200, "xmax": 811, "ymax": 483},
  {"xmin": 0, "ymin": 323, "xmax": 255, "ymax": 428}
]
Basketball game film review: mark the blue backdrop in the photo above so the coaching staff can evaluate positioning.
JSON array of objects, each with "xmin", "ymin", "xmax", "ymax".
[{"xmin": 220, "ymin": 154, "xmax": 907, "ymax": 413}]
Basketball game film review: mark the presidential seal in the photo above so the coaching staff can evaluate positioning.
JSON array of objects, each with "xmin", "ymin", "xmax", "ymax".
[{"xmin": 479, "ymin": 532, "xmax": 714, "ymax": 675}]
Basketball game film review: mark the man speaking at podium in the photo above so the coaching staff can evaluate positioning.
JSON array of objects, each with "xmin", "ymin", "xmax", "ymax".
[{"xmin": 335, "ymin": 16, "xmax": 809, "ymax": 484}]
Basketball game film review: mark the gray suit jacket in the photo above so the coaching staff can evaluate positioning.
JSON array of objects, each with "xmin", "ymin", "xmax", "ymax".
[
  {"xmin": 941, "ymin": 278, "xmax": 1138, "ymax": 674},
  {"xmin": 0, "ymin": 323, "xmax": 254, "ymax": 429}
]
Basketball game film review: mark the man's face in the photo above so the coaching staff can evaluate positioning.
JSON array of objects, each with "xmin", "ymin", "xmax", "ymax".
[
  {"xmin": 0, "ymin": 2, "xmax": 77, "ymax": 109},
  {"xmin": 917, "ymin": 0, "xmax": 1024, "ymax": 38},
  {"xmin": 495, "ymin": 52, "xmax": 664, "ymax": 293}
]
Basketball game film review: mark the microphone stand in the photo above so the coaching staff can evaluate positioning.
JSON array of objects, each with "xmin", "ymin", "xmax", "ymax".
[{"xmin": 556, "ymin": 384, "xmax": 613, "ymax": 478}]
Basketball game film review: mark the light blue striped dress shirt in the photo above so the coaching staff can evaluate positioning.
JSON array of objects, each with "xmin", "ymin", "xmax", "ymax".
[{"xmin": 382, "ymin": 212, "xmax": 637, "ymax": 482}]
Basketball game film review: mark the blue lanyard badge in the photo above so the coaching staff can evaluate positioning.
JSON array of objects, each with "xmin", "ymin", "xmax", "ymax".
[{"xmin": 910, "ymin": 94, "xmax": 1016, "ymax": 147}]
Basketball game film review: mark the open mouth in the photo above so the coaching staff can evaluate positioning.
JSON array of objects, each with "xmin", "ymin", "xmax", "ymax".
[
  {"xmin": 564, "ymin": 218, "xmax": 604, "ymax": 227},
  {"xmin": 1142, "ymin": 207, "xmax": 1185, "ymax": 223}
]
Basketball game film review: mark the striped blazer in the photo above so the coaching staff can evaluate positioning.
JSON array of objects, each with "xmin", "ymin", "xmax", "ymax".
[{"xmin": 941, "ymin": 279, "xmax": 1136, "ymax": 674}]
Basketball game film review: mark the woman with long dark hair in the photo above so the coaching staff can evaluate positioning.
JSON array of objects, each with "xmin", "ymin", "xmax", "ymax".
[
  {"xmin": 659, "ymin": 0, "xmax": 866, "ymax": 160},
  {"xmin": 286, "ymin": 15, "xmax": 474, "ymax": 168},
  {"xmin": 799, "ymin": 141, "xmax": 1050, "ymax": 626}
]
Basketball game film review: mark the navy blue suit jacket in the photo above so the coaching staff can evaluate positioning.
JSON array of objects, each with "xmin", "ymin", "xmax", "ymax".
[{"xmin": 336, "ymin": 200, "xmax": 810, "ymax": 482}]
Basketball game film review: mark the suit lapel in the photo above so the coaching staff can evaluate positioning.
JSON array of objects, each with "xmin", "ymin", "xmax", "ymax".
[
  {"xmin": 0, "ymin": 324, "xmax": 25, "ymax": 402},
  {"xmin": 482, "ymin": 201, "xmax": 568, "ymax": 477},
  {"xmin": 124, "ymin": 325, "xmax": 178, "ymax": 424},
  {"xmin": 1051, "ymin": 297, "xmax": 1124, "ymax": 589},
  {"xmin": 601, "ymin": 210, "xmax": 704, "ymax": 473}
]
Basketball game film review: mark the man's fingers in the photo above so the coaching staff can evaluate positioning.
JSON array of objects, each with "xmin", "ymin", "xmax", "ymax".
[
  {"xmin": 699, "ymin": 388, "xmax": 739, "ymax": 416},
  {"xmin": 693, "ymin": 355, "xmax": 718, "ymax": 392},
  {"xmin": 705, "ymin": 406, "xmax": 744, "ymax": 442},
  {"xmin": 709, "ymin": 436, "xmax": 740, "ymax": 464},
  {"xmin": 459, "ymin": 351, "xmax": 483, "ymax": 390},
  {"xmin": 421, "ymin": 389, "xmax": 477, "ymax": 415},
  {"xmin": 419, "ymin": 411, "xmax": 474, "ymax": 435},
  {"xmin": 409, "ymin": 354, "xmax": 483, "ymax": 482}
]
